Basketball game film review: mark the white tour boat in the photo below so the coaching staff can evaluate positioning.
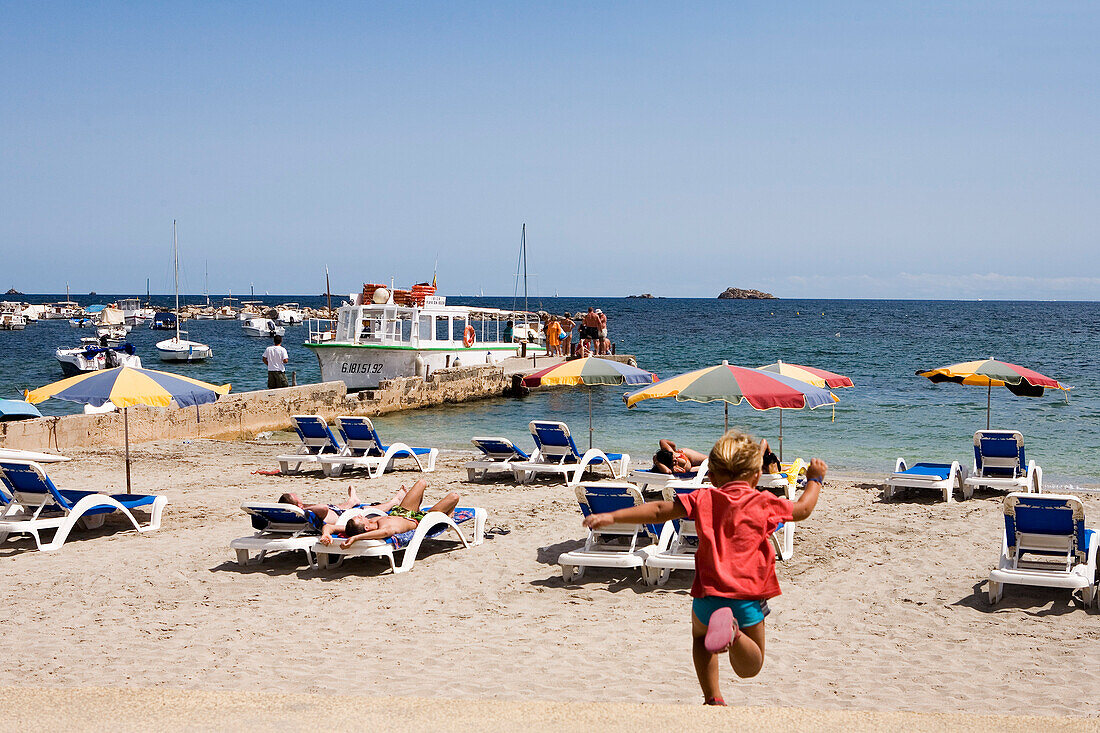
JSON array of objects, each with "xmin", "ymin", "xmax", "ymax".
[
  {"xmin": 156, "ymin": 220, "xmax": 212, "ymax": 362},
  {"xmin": 304, "ymin": 286, "xmax": 529, "ymax": 390}
]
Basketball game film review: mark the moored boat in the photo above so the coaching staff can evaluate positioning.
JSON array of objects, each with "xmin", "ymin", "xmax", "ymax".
[
  {"xmin": 55, "ymin": 341, "xmax": 142, "ymax": 377},
  {"xmin": 304, "ymin": 283, "xmax": 527, "ymax": 390},
  {"xmin": 242, "ymin": 317, "xmax": 285, "ymax": 338}
]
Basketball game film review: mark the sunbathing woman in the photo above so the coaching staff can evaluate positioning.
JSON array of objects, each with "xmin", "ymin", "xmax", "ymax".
[
  {"xmin": 278, "ymin": 485, "xmax": 407, "ymax": 527},
  {"xmin": 652, "ymin": 439, "xmax": 708, "ymax": 475},
  {"xmin": 319, "ymin": 479, "xmax": 460, "ymax": 549}
]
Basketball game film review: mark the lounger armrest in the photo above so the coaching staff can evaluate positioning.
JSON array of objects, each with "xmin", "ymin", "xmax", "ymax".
[
  {"xmin": 894, "ymin": 458, "xmax": 907, "ymax": 473},
  {"xmin": 1024, "ymin": 461, "xmax": 1042, "ymax": 493}
]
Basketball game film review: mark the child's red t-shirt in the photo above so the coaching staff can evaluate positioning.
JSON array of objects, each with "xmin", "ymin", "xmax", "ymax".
[{"xmin": 675, "ymin": 481, "xmax": 794, "ymax": 600}]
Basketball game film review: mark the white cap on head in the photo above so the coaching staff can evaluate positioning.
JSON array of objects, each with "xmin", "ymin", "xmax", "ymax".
[{"xmin": 595, "ymin": 309, "xmax": 603, "ymax": 314}]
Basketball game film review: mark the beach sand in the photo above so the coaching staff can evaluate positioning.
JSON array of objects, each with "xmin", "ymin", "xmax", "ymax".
[{"xmin": 1, "ymin": 437, "xmax": 1098, "ymax": 727}]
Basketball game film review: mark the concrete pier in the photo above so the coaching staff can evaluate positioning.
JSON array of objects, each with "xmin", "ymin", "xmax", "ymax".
[{"xmin": 0, "ymin": 354, "xmax": 638, "ymax": 454}]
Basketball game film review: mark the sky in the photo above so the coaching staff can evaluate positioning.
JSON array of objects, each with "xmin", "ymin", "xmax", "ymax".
[{"xmin": 1, "ymin": 2, "xmax": 1097, "ymax": 299}]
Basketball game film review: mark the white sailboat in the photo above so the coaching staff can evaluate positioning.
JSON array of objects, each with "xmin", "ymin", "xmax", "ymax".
[{"xmin": 156, "ymin": 220, "xmax": 213, "ymax": 362}]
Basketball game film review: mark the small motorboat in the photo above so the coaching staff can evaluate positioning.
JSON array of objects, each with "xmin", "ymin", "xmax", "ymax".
[
  {"xmin": 150, "ymin": 311, "xmax": 178, "ymax": 330},
  {"xmin": 0, "ymin": 310, "xmax": 27, "ymax": 330},
  {"xmin": 275, "ymin": 303, "xmax": 304, "ymax": 325},
  {"xmin": 242, "ymin": 317, "xmax": 285, "ymax": 338},
  {"xmin": 55, "ymin": 341, "xmax": 142, "ymax": 377}
]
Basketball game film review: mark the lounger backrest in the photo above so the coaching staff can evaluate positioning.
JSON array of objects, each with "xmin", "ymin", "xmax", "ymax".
[
  {"xmin": 0, "ymin": 460, "xmax": 71, "ymax": 510},
  {"xmin": 529, "ymin": 421, "xmax": 581, "ymax": 460},
  {"xmin": 241, "ymin": 502, "xmax": 313, "ymax": 533},
  {"xmin": 1003, "ymin": 493, "xmax": 1087, "ymax": 564},
  {"xmin": 662, "ymin": 486, "xmax": 698, "ymax": 539},
  {"xmin": 470, "ymin": 437, "xmax": 528, "ymax": 461},
  {"xmin": 336, "ymin": 416, "xmax": 385, "ymax": 456},
  {"xmin": 293, "ymin": 415, "xmax": 342, "ymax": 453},
  {"xmin": 975, "ymin": 430, "xmax": 1024, "ymax": 478},
  {"xmin": 575, "ymin": 483, "xmax": 660, "ymax": 537}
]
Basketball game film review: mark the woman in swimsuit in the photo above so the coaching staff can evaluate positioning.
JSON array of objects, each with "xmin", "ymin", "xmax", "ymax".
[
  {"xmin": 318, "ymin": 479, "xmax": 460, "ymax": 548},
  {"xmin": 278, "ymin": 486, "xmax": 407, "ymax": 527},
  {"xmin": 652, "ymin": 439, "xmax": 708, "ymax": 474}
]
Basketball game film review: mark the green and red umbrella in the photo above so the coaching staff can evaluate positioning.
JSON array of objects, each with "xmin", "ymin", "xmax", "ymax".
[
  {"xmin": 524, "ymin": 357, "xmax": 657, "ymax": 447},
  {"xmin": 917, "ymin": 358, "xmax": 1070, "ymax": 429}
]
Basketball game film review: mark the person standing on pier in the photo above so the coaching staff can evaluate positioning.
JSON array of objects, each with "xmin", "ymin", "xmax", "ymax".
[{"xmin": 262, "ymin": 334, "xmax": 289, "ymax": 389}]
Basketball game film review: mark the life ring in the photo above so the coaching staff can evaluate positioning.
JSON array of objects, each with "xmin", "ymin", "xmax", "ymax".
[{"xmin": 463, "ymin": 325, "xmax": 476, "ymax": 348}]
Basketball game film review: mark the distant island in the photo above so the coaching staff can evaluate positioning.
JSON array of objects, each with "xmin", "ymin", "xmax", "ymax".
[
  {"xmin": 627, "ymin": 293, "xmax": 657, "ymax": 299},
  {"xmin": 718, "ymin": 287, "xmax": 777, "ymax": 300},
  {"xmin": 5, "ymin": 288, "xmax": 23, "ymax": 296}
]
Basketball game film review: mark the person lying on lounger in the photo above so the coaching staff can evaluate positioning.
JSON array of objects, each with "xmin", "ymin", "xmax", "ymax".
[
  {"xmin": 318, "ymin": 479, "xmax": 460, "ymax": 549},
  {"xmin": 760, "ymin": 439, "xmax": 781, "ymax": 475},
  {"xmin": 278, "ymin": 485, "xmax": 407, "ymax": 527},
  {"xmin": 652, "ymin": 439, "xmax": 708, "ymax": 475}
]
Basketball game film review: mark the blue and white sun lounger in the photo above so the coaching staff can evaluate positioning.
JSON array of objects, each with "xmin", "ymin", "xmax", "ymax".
[
  {"xmin": 643, "ymin": 486, "xmax": 699, "ymax": 586},
  {"xmin": 0, "ymin": 460, "xmax": 167, "ymax": 552},
  {"xmin": 465, "ymin": 437, "xmax": 534, "ymax": 481},
  {"xmin": 319, "ymin": 416, "xmax": 438, "ymax": 478},
  {"xmin": 627, "ymin": 459, "xmax": 709, "ymax": 492},
  {"xmin": 276, "ymin": 415, "xmax": 346, "ymax": 474},
  {"xmin": 964, "ymin": 430, "xmax": 1042, "ymax": 495},
  {"xmin": 557, "ymin": 483, "xmax": 666, "ymax": 582},
  {"xmin": 885, "ymin": 458, "xmax": 970, "ymax": 502},
  {"xmin": 988, "ymin": 493, "xmax": 1097, "ymax": 607},
  {"xmin": 511, "ymin": 421, "xmax": 630, "ymax": 486},
  {"xmin": 312, "ymin": 505, "xmax": 486, "ymax": 573},
  {"xmin": 230, "ymin": 502, "xmax": 328, "ymax": 567}
]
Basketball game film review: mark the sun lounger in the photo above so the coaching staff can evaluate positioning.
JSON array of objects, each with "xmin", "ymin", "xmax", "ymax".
[
  {"xmin": 557, "ymin": 483, "xmax": 666, "ymax": 582},
  {"xmin": 758, "ymin": 458, "xmax": 808, "ymax": 497},
  {"xmin": 987, "ymin": 493, "xmax": 1097, "ymax": 607},
  {"xmin": 230, "ymin": 502, "xmax": 328, "ymax": 567},
  {"xmin": 885, "ymin": 458, "xmax": 970, "ymax": 502},
  {"xmin": 964, "ymin": 430, "xmax": 1042, "ymax": 494},
  {"xmin": 275, "ymin": 415, "xmax": 346, "ymax": 474},
  {"xmin": 628, "ymin": 459, "xmax": 709, "ymax": 492},
  {"xmin": 465, "ymin": 437, "xmax": 534, "ymax": 481},
  {"xmin": 318, "ymin": 416, "xmax": 438, "ymax": 478},
  {"xmin": 312, "ymin": 506, "xmax": 486, "ymax": 573},
  {"xmin": 0, "ymin": 460, "xmax": 167, "ymax": 552},
  {"xmin": 511, "ymin": 421, "xmax": 630, "ymax": 486}
]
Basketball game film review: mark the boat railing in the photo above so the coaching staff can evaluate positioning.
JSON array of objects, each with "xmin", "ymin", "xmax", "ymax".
[{"xmin": 307, "ymin": 318, "xmax": 338, "ymax": 343}]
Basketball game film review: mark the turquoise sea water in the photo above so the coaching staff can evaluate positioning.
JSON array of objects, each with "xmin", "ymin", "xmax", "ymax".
[{"xmin": 2, "ymin": 295, "xmax": 1097, "ymax": 487}]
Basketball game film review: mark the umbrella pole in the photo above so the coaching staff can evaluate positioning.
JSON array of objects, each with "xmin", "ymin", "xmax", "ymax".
[
  {"xmin": 124, "ymin": 406, "xmax": 131, "ymax": 494},
  {"xmin": 724, "ymin": 402, "xmax": 728, "ymax": 432},
  {"xmin": 778, "ymin": 409, "xmax": 783, "ymax": 462},
  {"xmin": 588, "ymin": 388, "xmax": 593, "ymax": 450},
  {"xmin": 987, "ymin": 382, "xmax": 991, "ymax": 430}
]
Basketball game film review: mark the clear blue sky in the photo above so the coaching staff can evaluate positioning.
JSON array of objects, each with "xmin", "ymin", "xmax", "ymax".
[{"xmin": 2, "ymin": 3, "xmax": 1097, "ymax": 299}]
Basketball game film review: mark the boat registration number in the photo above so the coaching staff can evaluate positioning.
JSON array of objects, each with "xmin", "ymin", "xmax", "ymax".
[{"xmin": 341, "ymin": 362, "xmax": 384, "ymax": 375}]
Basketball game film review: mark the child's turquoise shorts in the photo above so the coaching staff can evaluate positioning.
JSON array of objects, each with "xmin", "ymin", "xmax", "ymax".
[{"xmin": 692, "ymin": 596, "xmax": 770, "ymax": 629}]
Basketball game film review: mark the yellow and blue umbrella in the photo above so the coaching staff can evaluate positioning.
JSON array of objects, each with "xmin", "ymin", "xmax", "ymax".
[
  {"xmin": 25, "ymin": 366, "xmax": 230, "ymax": 491},
  {"xmin": 523, "ymin": 357, "xmax": 657, "ymax": 448},
  {"xmin": 624, "ymin": 361, "xmax": 838, "ymax": 458}
]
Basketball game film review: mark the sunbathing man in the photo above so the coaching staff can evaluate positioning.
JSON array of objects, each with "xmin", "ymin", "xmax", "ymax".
[
  {"xmin": 652, "ymin": 439, "xmax": 708, "ymax": 475},
  {"xmin": 319, "ymin": 479, "xmax": 460, "ymax": 549},
  {"xmin": 278, "ymin": 486, "xmax": 406, "ymax": 527}
]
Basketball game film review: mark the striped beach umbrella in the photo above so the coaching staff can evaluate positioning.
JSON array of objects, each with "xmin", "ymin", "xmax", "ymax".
[
  {"xmin": 25, "ymin": 366, "xmax": 230, "ymax": 492},
  {"xmin": 917, "ymin": 358, "xmax": 1070, "ymax": 429},
  {"xmin": 624, "ymin": 361, "xmax": 838, "ymax": 458},
  {"xmin": 757, "ymin": 360, "xmax": 854, "ymax": 389},
  {"xmin": 523, "ymin": 357, "xmax": 657, "ymax": 448}
]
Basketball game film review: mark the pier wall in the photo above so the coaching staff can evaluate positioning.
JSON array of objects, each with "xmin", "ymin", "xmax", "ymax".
[{"xmin": 0, "ymin": 365, "xmax": 510, "ymax": 453}]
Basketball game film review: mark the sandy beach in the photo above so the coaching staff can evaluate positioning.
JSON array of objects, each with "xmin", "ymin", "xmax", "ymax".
[{"xmin": 2, "ymin": 437, "xmax": 1099, "ymax": 727}]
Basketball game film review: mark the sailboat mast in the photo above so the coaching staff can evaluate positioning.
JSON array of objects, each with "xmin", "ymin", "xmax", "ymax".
[
  {"xmin": 325, "ymin": 266, "xmax": 332, "ymax": 319},
  {"xmin": 205, "ymin": 260, "xmax": 209, "ymax": 305},
  {"xmin": 173, "ymin": 220, "xmax": 180, "ymax": 341},
  {"xmin": 522, "ymin": 223, "xmax": 528, "ymax": 322}
]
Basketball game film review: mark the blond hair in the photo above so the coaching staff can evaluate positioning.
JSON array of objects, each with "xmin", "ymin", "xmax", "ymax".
[{"xmin": 708, "ymin": 430, "xmax": 763, "ymax": 484}]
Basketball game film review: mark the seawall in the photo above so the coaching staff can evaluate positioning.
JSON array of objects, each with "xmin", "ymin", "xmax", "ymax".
[{"xmin": 0, "ymin": 355, "xmax": 637, "ymax": 453}]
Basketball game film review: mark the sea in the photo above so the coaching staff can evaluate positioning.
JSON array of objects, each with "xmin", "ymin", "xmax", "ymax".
[{"xmin": 2, "ymin": 295, "xmax": 1097, "ymax": 487}]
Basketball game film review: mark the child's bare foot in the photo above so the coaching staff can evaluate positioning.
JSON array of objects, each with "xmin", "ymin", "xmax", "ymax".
[{"xmin": 704, "ymin": 607, "xmax": 739, "ymax": 653}]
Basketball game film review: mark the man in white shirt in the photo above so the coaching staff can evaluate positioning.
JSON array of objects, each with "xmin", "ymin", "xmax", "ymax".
[{"xmin": 262, "ymin": 334, "xmax": 290, "ymax": 389}]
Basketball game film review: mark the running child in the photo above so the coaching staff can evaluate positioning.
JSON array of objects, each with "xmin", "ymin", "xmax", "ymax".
[{"xmin": 582, "ymin": 430, "xmax": 825, "ymax": 706}]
